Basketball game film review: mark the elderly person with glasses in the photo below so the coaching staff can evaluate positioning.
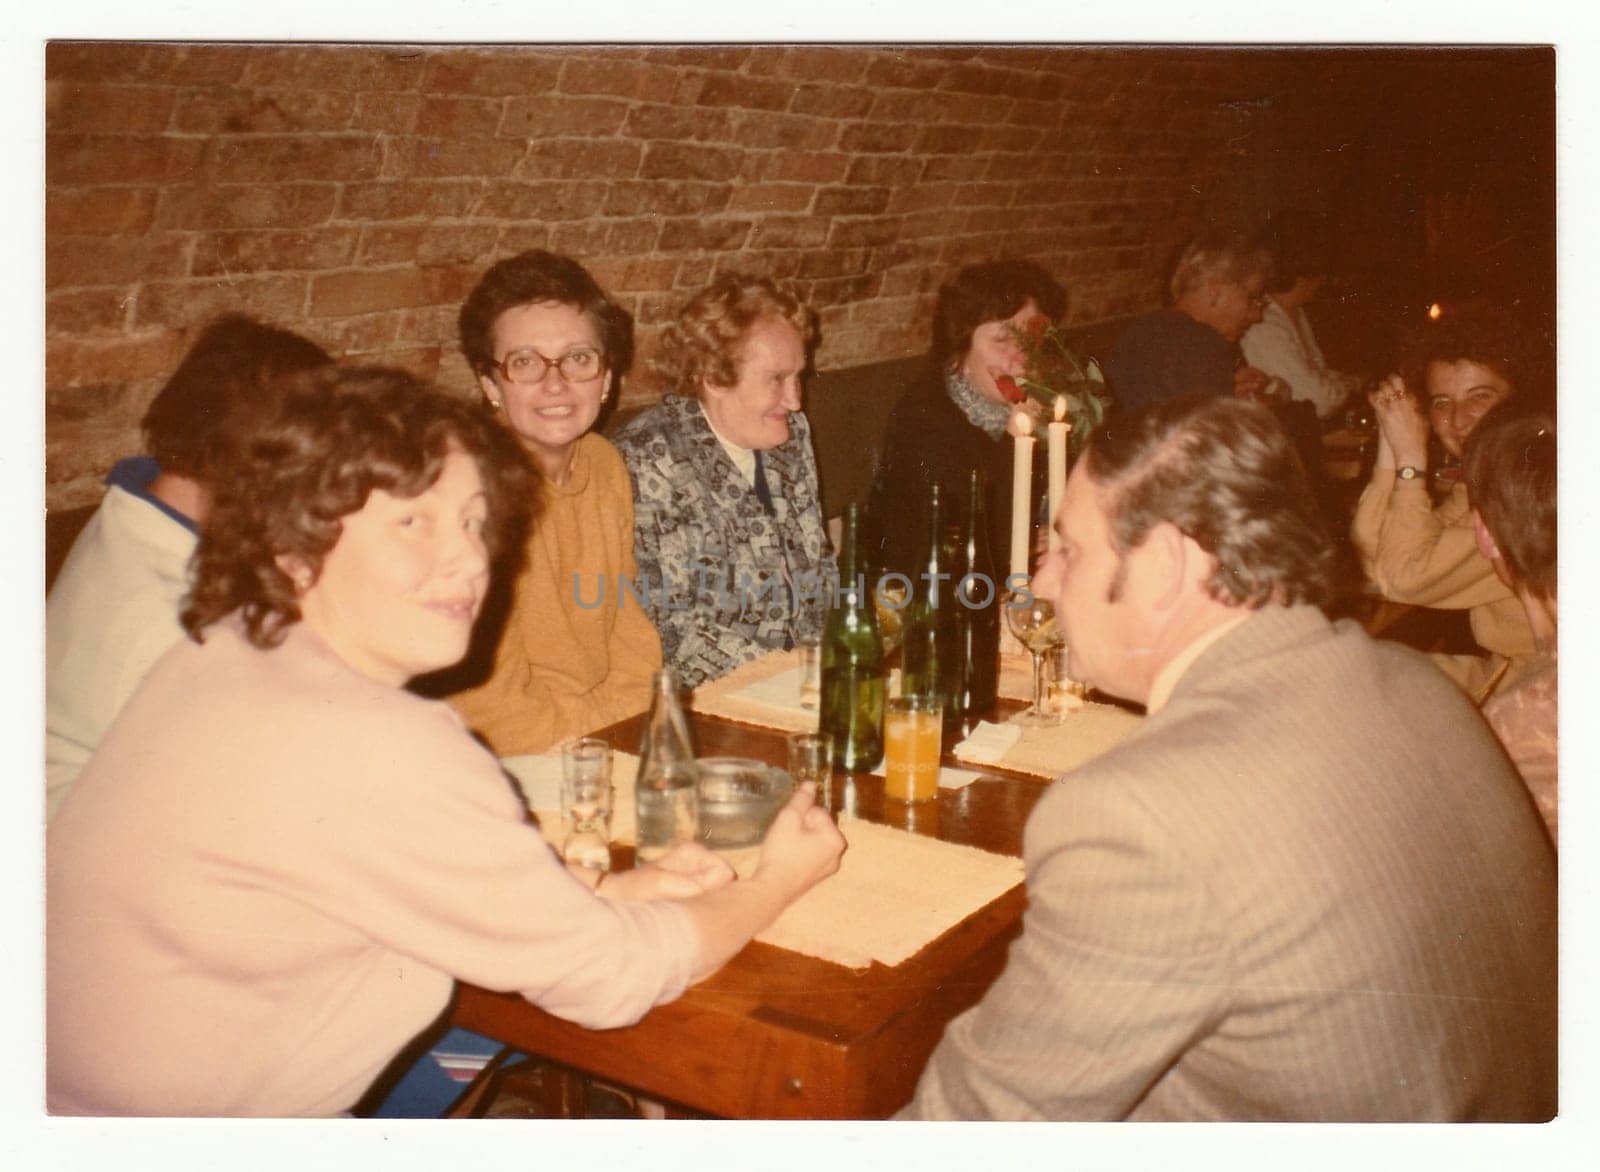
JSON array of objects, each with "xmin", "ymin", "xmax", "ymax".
[
  {"xmin": 441, "ymin": 250, "xmax": 663, "ymax": 756},
  {"xmin": 613, "ymin": 274, "xmax": 834, "ymax": 689}
]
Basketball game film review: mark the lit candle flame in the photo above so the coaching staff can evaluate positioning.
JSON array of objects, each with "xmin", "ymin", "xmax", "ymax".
[
  {"xmin": 1427, "ymin": 302, "xmax": 1443, "ymax": 321},
  {"xmin": 1014, "ymin": 410, "xmax": 1035, "ymax": 437},
  {"xmin": 1053, "ymin": 395, "xmax": 1068, "ymax": 423}
]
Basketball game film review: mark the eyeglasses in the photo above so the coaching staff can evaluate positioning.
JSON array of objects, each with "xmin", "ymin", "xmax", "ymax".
[{"xmin": 494, "ymin": 346, "xmax": 606, "ymax": 386}]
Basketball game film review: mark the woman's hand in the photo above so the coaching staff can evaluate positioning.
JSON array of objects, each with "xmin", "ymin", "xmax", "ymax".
[
  {"xmin": 752, "ymin": 783, "xmax": 845, "ymax": 900},
  {"xmin": 1369, "ymin": 374, "xmax": 1430, "ymax": 470},
  {"xmin": 595, "ymin": 843, "xmax": 736, "ymax": 902}
]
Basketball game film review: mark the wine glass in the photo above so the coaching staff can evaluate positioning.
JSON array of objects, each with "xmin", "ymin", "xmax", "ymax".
[{"xmin": 1004, "ymin": 590, "xmax": 1066, "ymax": 726}]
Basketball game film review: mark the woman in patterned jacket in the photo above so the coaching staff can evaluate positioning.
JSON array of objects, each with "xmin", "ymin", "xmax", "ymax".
[{"xmin": 613, "ymin": 275, "xmax": 835, "ymax": 689}]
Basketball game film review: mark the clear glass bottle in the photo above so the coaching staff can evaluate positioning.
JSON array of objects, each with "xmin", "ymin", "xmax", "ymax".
[
  {"xmin": 819, "ymin": 504, "xmax": 885, "ymax": 772},
  {"xmin": 634, "ymin": 668, "xmax": 699, "ymax": 862}
]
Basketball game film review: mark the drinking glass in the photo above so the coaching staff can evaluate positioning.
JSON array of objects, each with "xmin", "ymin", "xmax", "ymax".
[
  {"xmin": 786, "ymin": 731, "xmax": 833, "ymax": 807},
  {"xmin": 797, "ymin": 636, "xmax": 822, "ymax": 710},
  {"xmin": 560, "ymin": 737, "xmax": 613, "ymax": 872},
  {"xmin": 884, "ymin": 695, "xmax": 942, "ymax": 803},
  {"xmin": 1004, "ymin": 590, "xmax": 1066, "ymax": 726}
]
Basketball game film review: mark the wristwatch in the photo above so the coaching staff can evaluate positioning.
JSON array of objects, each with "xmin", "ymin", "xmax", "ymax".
[{"xmin": 1396, "ymin": 465, "xmax": 1425, "ymax": 481}]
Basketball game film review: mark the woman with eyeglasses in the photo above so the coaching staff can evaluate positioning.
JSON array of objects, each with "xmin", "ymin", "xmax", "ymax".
[
  {"xmin": 443, "ymin": 250, "xmax": 663, "ymax": 755},
  {"xmin": 613, "ymin": 274, "xmax": 834, "ymax": 689}
]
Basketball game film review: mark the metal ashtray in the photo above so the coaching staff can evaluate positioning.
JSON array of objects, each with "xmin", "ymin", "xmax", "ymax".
[{"xmin": 693, "ymin": 757, "xmax": 794, "ymax": 850}]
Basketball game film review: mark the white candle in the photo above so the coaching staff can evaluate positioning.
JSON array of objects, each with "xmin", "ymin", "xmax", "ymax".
[
  {"xmin": 1046, "ymin": 396, "xmax": 1070, "ymax": 552},
  {"xmin": 1010, "ymin": 411, "xmax": 1035, "ymax": 586}
]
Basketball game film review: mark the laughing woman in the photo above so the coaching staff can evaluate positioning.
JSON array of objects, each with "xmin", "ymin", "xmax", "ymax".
[
  {"xmin": 46, "ymin": 366, "xmax": 844, "ymax": 1116},
  {"xmin": 445, "ymin": 250, "xmax": 663, "ymax": 755}
]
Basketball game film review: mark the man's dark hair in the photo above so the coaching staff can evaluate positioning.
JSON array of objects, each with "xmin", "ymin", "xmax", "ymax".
[
  {"xmin": 140, "ymin": 314, "xmax": 332, "ymax": 482},
  {"xmin": 1083, "ymin": 395, "xmax": 1336, "ymax": 608},
  {"xmin": 931, "ymin": 259, "xmax": 1066, "ymax": 368},
  {"xmin": 458, "ymin": 250, "xmax": 633, "ymax": 381},
  {"xmin": 1401, "ymin": 305, "xmax": 1529, "ymax": 394},
  {"xmin": 1463, "ymin": 400, "xmax": 1556, "ymax": 602}
]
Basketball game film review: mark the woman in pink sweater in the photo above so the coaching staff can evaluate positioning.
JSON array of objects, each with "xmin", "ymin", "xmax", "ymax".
[{"xmin": 46, "ymin": 365, "xmax": 844, "ymax": 1117}]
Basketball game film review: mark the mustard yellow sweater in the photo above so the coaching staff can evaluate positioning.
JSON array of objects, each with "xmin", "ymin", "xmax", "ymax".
[{"xmin": 450, "ymin": 433, "xmax": 662, "ymax": 756}]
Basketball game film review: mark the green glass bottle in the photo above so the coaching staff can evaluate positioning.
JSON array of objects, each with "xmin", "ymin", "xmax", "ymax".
[
  {"xmin": 900, "ymin": 484, "xmax": 962, "ymax": 731},
  {"xmin": 819, "ymin": 504, "xmax": 885, "ymax": 772},
  {"xmin": 955, "ymin": 469, "xmax": 1000, "ymax": 732}
]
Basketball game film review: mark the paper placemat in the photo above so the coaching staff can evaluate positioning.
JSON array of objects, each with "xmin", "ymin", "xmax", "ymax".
[
  {"xmin": 722, "ymin": 819, "xmax": 1024, "ymax": 970},
  {"xmin": 503, "ymin": 750, "xmax": 641, "ymax": 848},
  {"xmin": 953, "ymin": 702, "xmax": 1142, "ymax": 779},
  {"xmin": 998, "ymin": 652, "xmax": 1035, "ymax": 702},
  {"xmin": 691, "ymin": 649, "xmax": 819, "ymax": 733}
]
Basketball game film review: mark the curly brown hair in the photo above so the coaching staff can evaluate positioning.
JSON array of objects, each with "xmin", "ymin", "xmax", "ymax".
[
  {"xmin": 652, "ymin": 273, "xmax": 814, "ymax": 398},
  {"xmin": 182, "ymin": 364, "xmax": 538, "ymax": 650},
  {"xmin": 1084, "ymin": 395, "xmax": 1336, "ymax": 609},
  {"xmin": 1463, "ymin": 400, "xmax": 1556, "ymax": 602},
  {"xmin": 931, "ymin": 259, "xmax": 1066, "ymax": 368},
  {"xmin": 1400, "ymin": 305, "xmax": 1529, "ymax": 395},
  {"xmin": 458, "ymin": 249, "xmax": 634, "ymax": 383}
]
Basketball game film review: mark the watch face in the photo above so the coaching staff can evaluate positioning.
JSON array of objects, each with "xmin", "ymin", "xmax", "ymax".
[{"xmin": 1398, "ymin": 466, "xmax": 1421, "ymax": 480}]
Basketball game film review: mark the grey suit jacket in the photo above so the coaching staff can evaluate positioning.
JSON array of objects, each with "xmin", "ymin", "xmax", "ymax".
[{"xmin": 904, "ymin": 604, "xmax": 1557, "ymax": 1121}]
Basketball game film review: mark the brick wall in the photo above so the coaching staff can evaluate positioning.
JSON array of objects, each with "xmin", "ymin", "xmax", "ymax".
[{"xmin": 44, "ymin": 43, "xmax": 1499, "ymax": 509}]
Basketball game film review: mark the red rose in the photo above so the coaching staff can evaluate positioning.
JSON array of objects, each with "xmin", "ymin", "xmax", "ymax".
[
  {"xmin": 995, "ymin": 374, "xmax": 1024, "ymax": 404},
  {"xmin": 1024, "ymin": 315, "xmax": 1048, "ymax": 339}
]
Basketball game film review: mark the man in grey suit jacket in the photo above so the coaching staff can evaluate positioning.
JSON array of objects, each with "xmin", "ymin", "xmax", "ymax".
[{"xmin": 902, "ymin": 396, "xmax": 1556, "ymax": 1121}]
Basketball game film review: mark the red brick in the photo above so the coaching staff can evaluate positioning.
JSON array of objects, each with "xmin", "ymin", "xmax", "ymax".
[
  {"xmin": 770, "ymin": 48, "xmax": 871, "ymax": 85},
  {"xmin": 728, "ymin": 110, "xmax": 839, "ymax": 152},
  {"xmin": 46, "ymin": 83, "xmax": 175, "ymax": 135},
  {"xmin": 607, "ymin": 178, "xmax": 732, "ymax": 217},
  {"xmin": 813, "ymin": 186, "xmax": 892, "ymax": 217},
  {"xmin": 47, "ymin": 134, "xmax": 203, "ymax": 185},
  {"xmin": 639, "ymin": 142, "xmax": 741, "ymax": 182},
  {"xmin": 789, "ymin": 84, "xmax": 875, "ymax": 119},
  {"xmin": 674, "ymin": 257, "xmax": 714, "ymax": 288},
  {"xmin": 824, "ymin": 217, "xmax": 902, "ymax": 249},
  {"xmin": 494, "ymin": 223, "xmax": 554, "ymax": 256},
  {"xmin": 370, "ymin": 345, "xmax": 444, "ymax": 381},
  {"xmin": 642, "ymin": 47, "xmax": 753, "ymax": 72},
  {"xmin": 727, "ymin": 183, "xmax": 815, "ymax": 214},
  {"xmin": 355, "ymin": 224, "xmax": 499, "ymax": 267},
  {"xmin": 350, "ymin": 92, "xmax": 423, "ymax": 134},
  {"xmin": 1010, "ymin": 97, "xmax": 1064, "ymax": 129},
  {"xmin": 316, "ymin": 312, "xmax": 400, "ymax": 355},
  {"xmin": 885, "ymin": 182, "xmax": 959, "ymax": 215},
  {"xmin": 192, "ymin": 227, "xmax": 359, "ymax": 276},
  {"xmin": 46, "ymin": 329, "xmax": 189, "ymax": 387},
  {"xmin": 478, "ymin": 181, "xmax": 609, "ymax": 222},
  {"xmin": 138, "ymin": 274, "xmax": 308, "ymax": 329},
  {"xmin": 415, "ymin": 96, "xmax": 509, "ymax": 140},
  {"xmin": 47, "ymin": 234, "xmax": 190, "ymax": 290},
  {"xmin": 420, "ymin": 49, "xmax": 564, "ymax": 97},
  {"xmin": 154, "ymin": 182, "xmax": 336, "ymax": 232},
  {"xmin": 47, "ymin": 424, "xmax": 147, "ymax": 497},
  {"xmin": 709, "ymin": 249, "xmax": 801, "ymax": 282},
  {"xmin": 919, "ymin": 154, "xmax": 988, "ymax": 182},
  {"xmin": 171, "ymin": 87, "xmax": 355, "ymax": 134},
  {"xmin": 878, "ymin": 265, "xmax": 944, "ymax": 298},
  {"xmin": 760, "ymin": 152, "xmax": 849, "ymax": 184},
  {"xmin": 586, "ymin": 257, "xmax": 681, "ymax": 294},
  {"xmin": 45, "ymin": 378, "xmax": 148, "ymax": 426},
  {"xmin": 47, "ymin": 187, "xmax": 159, "ymax": 236},
  {"xmin": 46, "ymin": 43, "xmax": 154, "ymax": 83},
  {"xmin": 747, "ymin": 216, "xmax": 831, "ymax": 250},
  {"xmin": 540, "ymin": 219, "xmax": 655, "ymax": 260},
  {"xmin": 914, "ymin": 124, "xmax": 982, "ymax": 155},
  {"xmin": 48, "ymin": 43, "xmax": 252, "ymax": 86},
  {"xmin": 838, "ymin": 122, "xmax": 919, "ymax": 154},
  {"xmin": 658, "ymin": 217, "xmax": 754, "ymax": 252},
  {"xmin": 502, "ymin": 95, "xmax": 630, "ymax": 138},
  {"xmin": 516, "ymin": 138, "xmax": 643, "ymax": 181},
  {"xmin": 797, "ymin": 249, "xmax": 868, "ymax": 280},
  {"xmin": 559, "ymin": 55, "xmax": 682, "ymax": 103},
  {"xmin": 622, "ymin": 103, "xmax": 734, "ymax": 143},
  {"xmin": 382, "ymin": 137, "xmax": 522, "ymax": 180},
  {"xmin": 238, "ymin": 46, "xmax": 426, "ymax": 93},
  {"xmin": 208, "ymin": 134, "xmax": 383, "ymax": 183},
  {"xmin": 393, "ymin": 305, "xmax": 463, "ymax": 346},
  {"xmin": 46, "ymin": 288, "xmax": 131, "ymax": 335},
  {"xmin": 337, "ymin": 181, "xmax": 480, "ymax": 222},
  {"xmin": 803, "ymin": 272, "xmax": 883, "ymax": 306},
  {"xmin": 309, "ymin": 268, "xmax": 449, "ymax": 317},
  {"xmin": 694, "ymin": 73, "xmax": 793, "ymax": 112},
  {"xmin": 863, "ymin": 54, "xmax": 946, "ymax": 90}
]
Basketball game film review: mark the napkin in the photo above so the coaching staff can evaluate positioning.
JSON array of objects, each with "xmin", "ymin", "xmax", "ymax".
[
  {"xmin": 691, "ymin": 649, "xmax": 819, "ymax": 733},
  {"xmin": 938, "ymin": 766, "xmax": 986, "ymax": 791},
  {"xmin": 730, "ymin": 666, "xmax": 812, "ymax": 717},
  {"xmin": 952, "ymin": 721, "xmax": 1023, "ymax": 765}
]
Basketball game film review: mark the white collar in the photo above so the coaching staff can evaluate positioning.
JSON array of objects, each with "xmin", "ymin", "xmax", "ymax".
[
  {"xmin": 699, "ymin": 400, "xmax": 757, "ymax": 486},
  {"xmin": 1145, "ymin": 611, "xmax": 1251, "ymax": 715}
]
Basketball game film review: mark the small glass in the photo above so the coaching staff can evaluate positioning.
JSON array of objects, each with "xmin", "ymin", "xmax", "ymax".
[
  {"xmin": 1005, "ymin": 590, "xmax": 1066, "ymax": 727},
  {"xmin": 884, "ymin": 695, "xmax": 942, "ymax": 803},
  {"xmin": 560, "ymin": 737, "xmax": 613, "ymax": 873},
  {"xmin": 1049, "ymin": 642, "xmax": 1088, "ymax": 710},
  {"xmin": 787, "ymin": 731, "xmax": 833, "ymax": 805},
  {"xmin": 797, "ymin": 636, "xmax": 822, "ymax": 710}
]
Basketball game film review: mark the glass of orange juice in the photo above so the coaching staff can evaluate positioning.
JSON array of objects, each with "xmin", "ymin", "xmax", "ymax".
[{"xmin": 884, "ymin": 695, "xmax": 942, "ymax": 803}]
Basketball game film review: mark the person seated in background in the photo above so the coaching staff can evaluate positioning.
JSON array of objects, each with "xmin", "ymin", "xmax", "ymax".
[
  {"xmin": 1102, "ymin": 226, "xmax": 1276, "ymax": 411},
  {"xmin": 1463, "ymin": 402, "xmax": 1557, "ymax": 844},
  {"xmin": 439, "ymin": 250, "xmax": 662, "ymax": 756},
  {"xmin": 1240, "ymin": 222, "xmax": 1361, "ymax": 420},
  {"xmin": 44, "ymin": 314, "xmax": 331, "ymax": 822},
  {"xmin": 900, "ymin": 395, "xmax": 1555, "ymax": 1121},
  {"xmin": 46, "ymin": 365, "xmax": 844, "ymax": 1117},
  {"xmin": 1351, "ymin": 308, "xmax": 1537, "ymax": 695},
  {"xmin": 614, "ymin": 274, "xmax": 834, "ymax": 689},
  {"xmin": 867, "ymin": 258, "xmax": 1061, "ymax": 584}
]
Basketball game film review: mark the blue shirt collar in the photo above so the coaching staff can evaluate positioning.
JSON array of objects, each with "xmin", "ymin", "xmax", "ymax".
[{"xmin": 104, "ymin": 456, "xmax": 200, "ymax": 535}]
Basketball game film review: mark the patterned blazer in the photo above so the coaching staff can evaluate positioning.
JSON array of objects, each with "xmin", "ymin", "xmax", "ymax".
[
  {"xmin": 903, "ymin": 604, "xmax": 1557, "ymax": 1121},
  {"xmin": 613, "ymin": 394, "xmax": 835, "ymax": 689}
]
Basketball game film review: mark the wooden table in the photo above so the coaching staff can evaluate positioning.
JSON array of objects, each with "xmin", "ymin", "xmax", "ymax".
[{"xmin": 450, "ymin": 706, "xmax": 1047, "ymax": 1119}]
